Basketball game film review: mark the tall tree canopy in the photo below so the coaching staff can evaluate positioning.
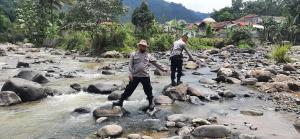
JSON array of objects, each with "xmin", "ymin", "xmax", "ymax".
[{"xmin": 131, "ymin": 1, "xmax": 154, "ymax": 34}]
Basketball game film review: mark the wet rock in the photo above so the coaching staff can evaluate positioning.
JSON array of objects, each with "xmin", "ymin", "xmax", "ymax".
[
  {"xmin": 256, "ymin": 82, "xmax": 290, "ymax": 93},
  {"xmin": 226, "ymin": 77, "xmax": 241, "ymax": 84},
  {"xmin": 273, "ymin": 74, "xmax": 294, "ymax": 82},
  {"xmin": 167, "ymin": 114, "xmax": 188, "ymax": 122},
  {"xmin": 142, "ymin": 136, "xmax": 153, "ymax": 139},
  {"xmin": 16, "ymin": 61, "xmax": 30, "ymax": 68},
  {"xmin": 0, "ymin": 91, "xmax": 22, "ymax": 106},
  {"xmin": 189, "ymin": 96, "xmax": 204, "ymax": 105},
  {"xmin": 199, "ymin": 77, "xmax": 216, "ymax": 84},
  {"xmin": 155, "ymin": 95, "xmax": 173, "ymax": 105},
  {"xmin": 166, "ymin": 121, "xmax": 176, "ymax": 127},
  {"xmin": 108, "ymin": 91, "xmax": 122, "ymax": 101},
  {"xmin": 219, "ymin": 90, "xmax": 236, "ymax": 98},
  {"xmin": 240, "ymin": 110, "xmax": 263, "ymax": 116},
  {"xmin": 184, "ymin": 61, "xmax": 199, "ymax": 70},
  {"xmin": 192, "ymin": 118, "xmax": 211, "ymax": 126},
  {"xmin": 43, "ymin": 87, "xmax": 62, "ymax": 96},
  {"xmin": 288, "ymin": 82, "xmax": 300, "ymax": 91},
  {"xmin": 294, "ymin": 119, "xmax": 300, "ymax": 129},
  {"xmin": 175, "ymin": 122, "xmax": 186, "ymax": 128},
  {"xmin": 97, "ymin": 124, "xmax": 123, "ymax": 137},
  {"xmin": 128, "ymin": 134, "xmax": 141, "ymax": 139},
  {"xmin": 96, "ymin": 117, "xmax": 108, "ymax": 124},
  {"xmin": 101, "ymin": 50, "xmax": 123, "ymax": 58},
  {"xmin": 192, "ymin": 72, "xmax": 203, "ymax": 75},
  {"xmin": 163, "ymin": 84, "xmax": 188, "ymax": 101},
  {"xmin": 177, "ymin": 126, "xmax": 193, "ymax": 136},
  {"xmin": 102, "ymin": 70, "xmax": 115, "ymax": 75},
  {"xmin": 207, "ymin": 117, "xmax": 218, "ymax": 124},
  {"xmin": 14, "ymin": 70, "xmax": 49, "ymax": 84},
  {"xmin": 283, "ymin": 64, "xmax": 296, "ymax": 71},
  {"xmin": 1, "ymin": 78, "xmax": 47, "ymax": 102},
  {"xmin": 187, "ymin": 85, "xmax": 205, "ymax": 97},
  {"xmin": 73, "ymin": 107, "xmax": 91, "ymax": 114},
  {"xmin": 160, "ymin": 136, "xmax": 181, "ymax": 139},
  {"xmin": 0, "ymin": 48, "xmax": 7, "ymax": 56},
  {"xmin": 143, "ymin": 119, "xmax": 165, "ymax": 131},
  {"xmin": 87, "ymin": 83, "xmax": 118, "ymax": 94},
  {"xmin": 93, "ymin": 106, "xmax": 123, "ymax": 118},
  {"xmin": 192, "ymin": 125, "xmax": 231, "ymax": 138},
  {"xmin": 239, "ymin": 134, "xmax": 256, "ymax": 139},
  {"xmin": 241, "ymin": 78, "xmax": 257, "ymax": 85},
  {"xmin": 70, "ymin": 83, "xmax": 81, "ymax": 91}
]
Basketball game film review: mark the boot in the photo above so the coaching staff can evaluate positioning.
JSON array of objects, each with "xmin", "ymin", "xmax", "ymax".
[
  {"xmin": 147, "ymin": 97, "xmax": 155, "ymax": 111},
  {"xmin": 112, "ymin": 99, "xmax": 124, "ymax": 107},
  {"xmin": 177, "ymin": 78, "xmax": 182, "ymax": 85},
  {"xmin": 171, "ymin": 80, "xmax": 177, "ymax": 86}
]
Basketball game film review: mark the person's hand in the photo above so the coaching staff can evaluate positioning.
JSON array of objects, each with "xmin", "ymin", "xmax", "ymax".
[{"xmin": 128, "ymin": 75, "xmax": 133, "ymax": 81}]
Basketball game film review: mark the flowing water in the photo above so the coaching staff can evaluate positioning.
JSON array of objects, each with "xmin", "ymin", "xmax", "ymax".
[{"xmin": 0, "ymin": 48, "xmax": 299, "ymax": 139}]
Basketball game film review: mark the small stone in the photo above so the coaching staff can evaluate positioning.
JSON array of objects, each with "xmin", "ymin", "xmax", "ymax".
[
  {"xmin": 167, "ymin": 114, "xmax": 188, "ymax": 122},
  {"xmin": 166, "ymin": 121, "xmax": 176, "ymax": 127},
  {"xmin": 73, "ymin": 107, "xmax": 91, "ymax": 114},
  {"xmin": 175, "ymin": 122, "xmax": 186, "ymax": 128},
  {"xmin": 294, "ymin": 119, "xmax": 300, "ymax": 129}
]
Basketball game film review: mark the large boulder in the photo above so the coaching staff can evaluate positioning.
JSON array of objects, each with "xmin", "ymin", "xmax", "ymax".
[
  {"xmin": 241, "ymin": 78, "xmax": 258, "ymax": 85},
  {"xmin": 192, "ymin": 125, "xmax": 231, "ymax": 138},
  {"xmin": 16, "ymin": 61, "xmax": 30, "ymax": 68},
  {"xmin": 163, "ymin": 84, "xmax": 188, "ymax": 101},
  {"xmin": 97, "ymin": 124, "xmax": 123, "ymax": 137},
  {"xmin": 101, "ymin": 50, "xmax": 123, "ymax": 58},
  {"xmin": 0, "ymin": 91, "xmax": 22, "ymax": 106},
  {"xmin": 247, "ymin": 69, "xmax": 273, "ymax": 82},
  {"xmin": 256, "ymin": 82, "xmax": 290, "ymax": 93},
  {"xmin": 187, "ymin": 85, "xmax": 204, "ymax": 97},
  {"xmin": 167, "ymin": 114, "xmax": 189, "ymax": 122},
  {"xmin": 14, "ymin": 70, "xmax": 49, "ymax": 84},
  {"xmin": 1, "ymin": 78, "xmax": 47, "ymax": 102},
  {"xmin": 294, "ymin": 119, "xmax": 300, "ymax": 129},
  {"xmin": 283, "ymin": 64, "xmax": 296, "ymax": 71},
  {"xmin": 93, "ymin": 106, "xmax": 123, "ymax": 118},
  {"xmin": 184, "ymin": 61, "xmax": 199, "ymax": 70},
  {"xmin": 87, "ymin": 83, "xmax": 119, "ymax": 94},
  {"xmin": 155, "ymin": 95, "xmax": 173, "ymax": 105}
]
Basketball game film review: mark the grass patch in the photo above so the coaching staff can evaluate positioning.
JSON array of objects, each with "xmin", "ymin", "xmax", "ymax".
[{"xmin": 271, "ymin": 44, "xmax": 291, "ymax": 63}]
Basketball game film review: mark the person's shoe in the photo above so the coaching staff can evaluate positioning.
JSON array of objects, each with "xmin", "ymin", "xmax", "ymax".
[
  {"xmin": 147, "ymin": 98, "xmax": 155, "ymax": 111},
  {"xmin": 112, "ymin": 100, "xmax": 123, "ymax": 107},
  {"xmin": 177, "ymin": 80, "xmax": 183, "ymax": 85},
  {"xmin": 171, "ymin": 80, "xmax": 177, "ymax": 86}
]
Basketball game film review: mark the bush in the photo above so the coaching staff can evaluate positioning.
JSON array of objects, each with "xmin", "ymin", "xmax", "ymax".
[
  {"xmin": 229, "ymin": 27, "xmax": 254, "ymax": 47},
  {"xmin": 60, "ymin": 31, "xmax": 91, "ymax": 51},
  {"xmin": 188, "ymin": 37, "xmax": 225, "ymax": 50},
  {"xmin": 271, "ymin": 44, "xmax": 291, "ymax": 63}
]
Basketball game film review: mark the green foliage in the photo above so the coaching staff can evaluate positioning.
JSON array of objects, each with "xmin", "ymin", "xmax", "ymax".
[
  {"xmin": 211, "ymin": 7, "xmax": 236, "ymax": 22},
  {"xmin": 205, "ymin": 24, "xmax": 213, "ymax": 38},
  {"xmin": 271, "ymin": 44, "xmax": 291, "ymax": 63},
  {"xmin": 149, "ymin": 34, "xmax": 175, "ymax": 51},
  {"xmin": 60, "ymin": 31, "xmax": 90, "ymax": 50},
  {"xmin": 238, "ymin": 40, "xmax": 252, "ymax": 49},
  {"xmin": 188, "ymin": 38, "xmax": 225, "ymax": 50}
]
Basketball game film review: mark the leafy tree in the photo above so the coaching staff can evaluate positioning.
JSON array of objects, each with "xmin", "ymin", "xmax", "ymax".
[
  {"xmin": 132, "ymin": 1, "xmax": 154, "ymax": 38},
  {"xmin": 211, "ymin": 7, "xmax": 235, "ymax": 22}
]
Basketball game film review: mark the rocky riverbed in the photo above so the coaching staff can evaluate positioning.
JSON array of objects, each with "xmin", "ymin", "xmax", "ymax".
[{"xmin": 0, "ymin": 43, "xmax": 299, "ymax": 139}]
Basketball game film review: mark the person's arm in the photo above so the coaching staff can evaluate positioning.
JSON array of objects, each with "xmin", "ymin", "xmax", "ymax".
[
  {"xmin": 149, "ymin": 54, "xmax": 167, "ymax": 72},
  {"xmin": 128, "ymin": 53, "xmax": 134, "ymax": 80},
  {"xmin": 182, "ymin": 44, "xmax": 194, "ymax": 61}
]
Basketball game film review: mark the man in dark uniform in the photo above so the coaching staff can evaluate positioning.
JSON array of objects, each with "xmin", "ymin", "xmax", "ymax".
[
  {"xmin": 170, "ymin": 34, "xmax": 194, "ymax": 86},
  {"xmin": 113, "ymin": 40, "xmax": 167, "ymax": 111}
]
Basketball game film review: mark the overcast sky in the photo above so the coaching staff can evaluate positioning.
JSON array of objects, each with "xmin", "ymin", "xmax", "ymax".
[{"xmin": 164, "ymin": 0, "xmax": 233, "ymax": 13}]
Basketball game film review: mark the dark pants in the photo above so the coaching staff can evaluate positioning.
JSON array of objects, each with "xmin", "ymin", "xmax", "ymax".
[
  {"xmin": 120, "ymin": 77, "xmax": 153, "ymax": 101},
  {"xmin": 170, "ymin": 55, "xmax": 183, "ymax": 82}
]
